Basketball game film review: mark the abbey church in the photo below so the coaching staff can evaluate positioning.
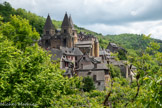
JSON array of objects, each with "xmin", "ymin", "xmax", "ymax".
[{"xmin": 41, "ymin": 13, "xmax": 99, "ymax": 57}]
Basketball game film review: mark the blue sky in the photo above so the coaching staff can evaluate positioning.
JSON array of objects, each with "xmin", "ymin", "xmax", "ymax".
[{"xmin": 1, "ymin": 0, "xmax": 162, "ymax": 40}]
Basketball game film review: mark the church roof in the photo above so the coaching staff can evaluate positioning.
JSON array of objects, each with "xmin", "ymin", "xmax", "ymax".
[
  {"xmin": 61, "ymin": 12, "xmax": 71, "ymax": 27},
  {"xmin": 69, "ymin": 15, "xmax": 74, "ymax": 29},
  {"xmin": 44, "ymin": 14, "xmax": 55, "ymax": 30}
]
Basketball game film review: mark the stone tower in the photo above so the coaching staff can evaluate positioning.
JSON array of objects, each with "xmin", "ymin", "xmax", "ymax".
[
  {"xmin": 61, "ymin": 12, "xmax": 72, "ymax": 35},
  {"xmin": 69, "ymin": 14, "xmax": 78, "ymax": 46},
  {"xmin": 42, "ymin": 14, "xmax": 55, "ymax": 48},
  {"xmin": 43, "ymin": 14, "xmax": 55, "ymax": 36},
  {"xmin": 61, "ymin": 12, "xmax": 77, "ymax": 48},
  {"xmin": 94, "ymin": 38, "xmax": 99, "ymax": 57}
]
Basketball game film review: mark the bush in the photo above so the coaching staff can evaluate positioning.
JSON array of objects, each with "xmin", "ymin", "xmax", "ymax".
[{"xmin": 82, "ymin": 76, "xmax": 95, "ymax": 92}]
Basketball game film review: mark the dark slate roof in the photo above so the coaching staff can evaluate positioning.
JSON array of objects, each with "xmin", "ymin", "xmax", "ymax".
[
  {"xmin": 76, "ymin": 41, "xmax": 92, "ymax": 45},
  {"xmin": 49, "ymin": 48, "xmax": 63, "ymax": 60},
  {"xmin": 82, "ymin": 63, "xmax": 108, "ymax": 70},
  {"xmin": 61, "ymin": 13, "xmax": 71, "ymax": 27},
  {"xmin": 44, "ymin": 14, "xmax": 55, "ymax": 30},
  {"xmin": 61, "ymin": 47, "xmax": 83, "ymax": 56},
  {"xmin": 89, "ymin": 57, "xmax": 101, "ymax": 64},
  {"xmin": 69, "ymin": 15, "xmax": 74, "ymax": 30},
  {"xmin": 73, "ymin": 48, "xmax": 83, "ymax": 55},
  {"xmin": 111, "ymin": 60, "xmax": 124, "ymax": 66},
  {"xmin": 110, "ymin": 43, "xmax": 117, "ymax": 47},
  {"xmin": 63, "ymin": 68, "xmax": 73, "ymax": 75},
  {"xmin": 99, "ymin": 50, "xmax": 110, "ymax": 56}
]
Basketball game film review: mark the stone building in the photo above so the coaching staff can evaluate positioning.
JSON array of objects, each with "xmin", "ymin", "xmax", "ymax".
[
  {"xmin": 40, "ymin": 13, "xmax": 137, "ymax": 90},
  {"xmin": 40, "ymin": 13, "xmax": 99, "ymax": 57},
  {"xmin": 106, "ymin": 42, "xmax": 127, "ymax": 54},
  {"xmin": 75, "ymin": 55, "xmax": 110, "ymax": 91},
  {"xmin": 39, "ymin": 13, "xmax": 110, "ymax": 90}
]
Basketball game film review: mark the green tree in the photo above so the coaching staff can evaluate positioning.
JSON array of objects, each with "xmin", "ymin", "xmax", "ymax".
[
  {"xmin": 0, "ymin": 15, "xmax": 39, "ymax": 50},
  {"xmin": 109, "ymin": 64, "xmax": 121, "ymax": 78},
  {"xmin": 0, "ymin": 16, "xmax": 83, "ymax": 107},
  {"xmin": 118, "ymin": 49, "xmax": 127, "ymax": 60},
  {"xmin": 83, "ymin": 76, "xmax": 95, "ymax": 92}
]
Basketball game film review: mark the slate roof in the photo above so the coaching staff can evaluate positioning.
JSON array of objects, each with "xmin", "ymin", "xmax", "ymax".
[
  {"xmin": 109, "ymin": 43, "xmax": 117, "ymax": 47},
  {"xmin": 61, "ymin": 12, "xmax": 71, "ymax": 27},
  {"xmin": 76, "ymin": 45, "xmax": 92, "ymax": 48},
  {"xmin": 61, "ymin": 47, "xmax": 83, "ymax": 56},
  {"xmin": 44, "ymin": 14, "xmax": 55, "ymax": 30},
  {"xmin": 63, "ymin": 68, "xmax": 73, "ymax": 75},
  {"xmin": 69, "ymin": 15, "xmax": 74, "ymax": 30},
  {"xmin": 99, "ymin": 50, "xmax": 110, "ymax": 56},
  {"xmin": 81, "ymin": 63, "xmax": 108, "ymax": 70},
  {"xmin": 111, "ymin": 60, "xmax": 124, "ymax": 66},
  {"xmin": 89, "ymin": 57, "xmax": 101, "ymax": 64},
  {"xmin": 50, "ymin": 48, "xmax": 63, "ymax": 60},
  {"xmin": 75, "ymin": 41, "xmax": 92, "ymax": 45}
]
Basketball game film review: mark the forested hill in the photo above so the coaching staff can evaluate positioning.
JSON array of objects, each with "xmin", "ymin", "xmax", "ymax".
[
  {"xmin": 104, "ymin": 34, "xmax": 162, "ymax": 52},
  {"xmin": 0, "ymin": 2, "xmax": 161, "ymax": 52}
]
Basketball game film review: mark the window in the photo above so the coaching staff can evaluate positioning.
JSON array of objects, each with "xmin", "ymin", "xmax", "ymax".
[
  {"xmin": 88, "ymin": 72, "xmax": 91, "ymax": 75},
  {"xmin": 64, "ymin": 29, "xmax": 67, "ymax": 33},
  {"xmin": 105, "ymin": 71, "xmax": 108, "ymax": 75},
  {"xmin": 46, "ymin": 31, "xmax": 49, "ymax": 35},
  {"xmin": 98, "ymin": 82, "xmax": 101, "ymax": 86},
  {"xmin": 83, "ymin": 57, "xmax": 86, "ymax": 60},
  {"xmin": 93, "ymin": 75, "xmax": 96, "ymax": 81},
  {"xmin": 75, "ymin": 56, "xmax": 77, "ymax": 60}
]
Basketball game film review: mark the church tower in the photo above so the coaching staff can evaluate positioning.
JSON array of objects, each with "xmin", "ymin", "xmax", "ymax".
[
  {"xmin": 61, "ymin": 12, "xmax": 77, "ymax": 48},
  {"xmin": 61, "ymin": 12, "xmax": 72, "ymax": 35},
  {"xmin": 69, "ymin": 15, "xmax": 78, "ymax": 45},
  {"xmin": 43, "ymin": 14, "xmax": 55, "ymax": 36},
  {"xmin": 42, "ymin": 14, "xmax": 55, "ymax": 49}
]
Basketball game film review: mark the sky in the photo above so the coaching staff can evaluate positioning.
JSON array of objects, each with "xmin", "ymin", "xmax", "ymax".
[{"xmin": 1, "ymin": 0, "xmax": 162, "ymax": 40}]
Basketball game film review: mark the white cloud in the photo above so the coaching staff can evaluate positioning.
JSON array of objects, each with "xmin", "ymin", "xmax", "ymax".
[
  {"xmin": 84, "ymin": 20, "xmax": 162, "ymax": 40},
  {"xmin": 1, "ymin": 0, "xmax": 162, "ymax": 40}
]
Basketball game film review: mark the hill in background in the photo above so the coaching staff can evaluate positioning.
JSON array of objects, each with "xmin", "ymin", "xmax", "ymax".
[{"xmin": 0, "ymin": 1, "xmax": 161, "ymax": 52}]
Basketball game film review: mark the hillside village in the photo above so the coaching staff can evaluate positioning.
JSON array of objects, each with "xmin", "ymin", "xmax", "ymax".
[{"xmin": 39, "ymin": 13, "xmax": 136, "ymax": 90}]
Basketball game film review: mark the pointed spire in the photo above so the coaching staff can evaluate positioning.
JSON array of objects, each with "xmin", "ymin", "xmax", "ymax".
[
  {"xmin": 44, "ymin": 14, "xmax": 55, "ymax": 30},
  {"xmin": 69, "ymin": 14, "xmax": 74, "ymax": 30},
  {"xmin": 61, "ymin": 12, "xmax": 71, "ymax": 27}
]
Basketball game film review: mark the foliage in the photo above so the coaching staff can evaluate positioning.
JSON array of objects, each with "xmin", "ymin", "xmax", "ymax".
[
  {"xmin": 0, "ymin": 2, "xmax": 15, "ymax": 22},
  {"xmin": 118, "ymin": 49, "xmax": 127, "ymax": 60},
  {"xmin": 109, "ymin": 64, "xmax": 121, "ymax": 78},
  {"xmin": 0, "ymin": 15, "xmax": 39, "ymax": 50},
  {"xmin": 82, "ymin": 76, "xmax": 95, "ymax": 92},
  {"xmin": 105, "ymin": 33, "xmax": 162, "ymax": 52},
  {"xmin": 0, "ymin": 16, "xmax": 83, "ymax": 107}
]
